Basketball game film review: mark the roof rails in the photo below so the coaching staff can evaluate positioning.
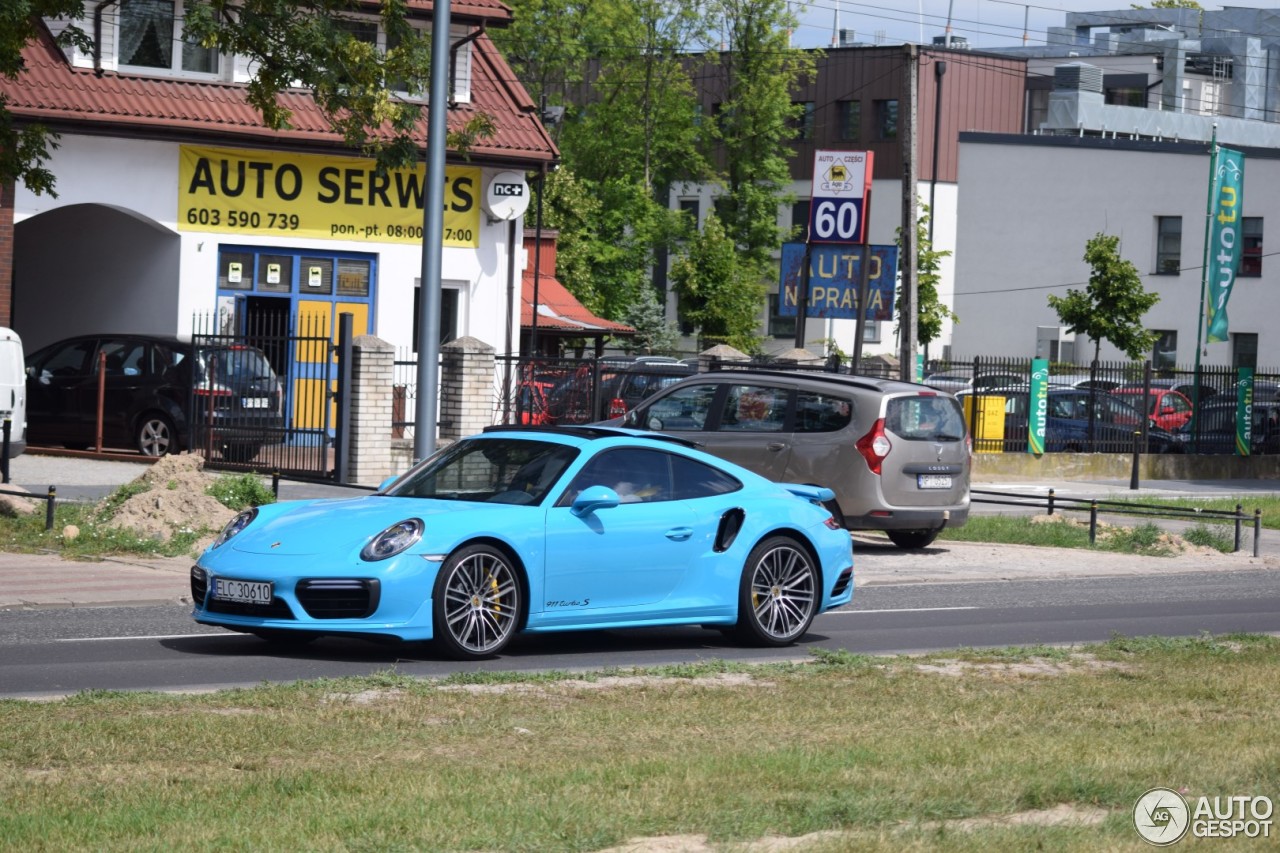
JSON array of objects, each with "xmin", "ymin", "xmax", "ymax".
[{"xmin": 706, "ymin": 366, "xmax": 908, "ymax": 392}]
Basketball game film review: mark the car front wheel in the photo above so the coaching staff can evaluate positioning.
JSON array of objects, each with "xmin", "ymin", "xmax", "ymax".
[
  {"xmin": 734, "ymin": 536, "xmax": 817, "ymax": 646},
  {"xmin": 433, "ymin": 544, "xmax": 523, "ymax": 660},
  {"xmin": 136, "ymin": 414, "xmax": 176, "ymax": 457},
  {"xmin": 886, "ymin": 529, "xmax": 939, "ymax": 550}
]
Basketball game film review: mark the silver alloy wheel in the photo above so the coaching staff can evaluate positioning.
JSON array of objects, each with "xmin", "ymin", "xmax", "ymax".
[
  {"xmin": 441, "ymin": 549, "xmax": 519, "ymax": 655},
  {"xmin": 747, "ymin": 542, "xmax": 816, "ymax": 641},
  {"xmin": 137, "ymin": 416, "xmax": 174, "ymax": 457}
]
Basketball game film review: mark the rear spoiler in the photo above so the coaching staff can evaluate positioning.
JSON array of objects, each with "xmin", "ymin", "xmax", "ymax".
[{"xmin": 782, "ymin": 483, "xmax": 835, "ymax": 503}]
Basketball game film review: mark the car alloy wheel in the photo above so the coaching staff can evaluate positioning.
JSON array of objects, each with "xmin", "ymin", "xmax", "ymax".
[
  {"xmin": 434, "ymin": 544, "xmax": 522, "ymax": 660},
  {"xmin": 735, "ymin": 536, "xmax": 817, "ymax": 646},
  {"xmin": 136, "ymin": 414, "xmax": 175, "ymax": 457}
]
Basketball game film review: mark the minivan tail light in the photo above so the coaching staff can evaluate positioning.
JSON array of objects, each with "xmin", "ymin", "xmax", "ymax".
[
  {"xmin": 608, "ymin": 398, "xmax": 627, "ymax": 417},
  {"xmin": 856, "ymin": 418, "xmax": 891, "ymax": 476}
]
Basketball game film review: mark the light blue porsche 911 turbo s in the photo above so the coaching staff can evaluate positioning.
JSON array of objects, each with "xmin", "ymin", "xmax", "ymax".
[{"xmin": 192, "ymin": 426, "xmax": 855, "ymax": 659}]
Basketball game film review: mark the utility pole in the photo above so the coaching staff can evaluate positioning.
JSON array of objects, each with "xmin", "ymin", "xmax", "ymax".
[{"xmin": 899, "ymin": 43, "xmax": 919, "ymax": 382}]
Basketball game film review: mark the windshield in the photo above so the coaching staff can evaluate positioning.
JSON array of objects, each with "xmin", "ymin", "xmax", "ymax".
[{"xmin": 385, "ymin": 438, "xmax": 579, "ymax": 505}]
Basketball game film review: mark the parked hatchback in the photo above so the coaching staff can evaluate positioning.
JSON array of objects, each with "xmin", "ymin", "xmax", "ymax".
[
  {"xmin": 620, "ymin": 369, "xmax": 970, "ymax": 549},
  {"xmin": 25, "ymin": 334, "xmax": 283, "ymax": 460}
]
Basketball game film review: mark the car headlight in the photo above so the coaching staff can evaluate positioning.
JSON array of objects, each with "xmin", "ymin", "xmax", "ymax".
[
  {"xmin": 212, "ymin": 508, "xmax": 258, "ymax": 549},
  {"xmin": 361, "ymin": 519, "xmax": 424, "ymax": 561}
]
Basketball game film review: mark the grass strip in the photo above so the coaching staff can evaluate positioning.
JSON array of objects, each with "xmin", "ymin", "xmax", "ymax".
[{"xmin": 1, "ymin": 635, "xmax": 1276, "ymax": 851}]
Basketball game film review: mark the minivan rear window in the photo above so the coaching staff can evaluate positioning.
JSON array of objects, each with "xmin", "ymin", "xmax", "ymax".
[{"xmin": 886, "ymin": 396, "xmax": 965, "ymax": 441}]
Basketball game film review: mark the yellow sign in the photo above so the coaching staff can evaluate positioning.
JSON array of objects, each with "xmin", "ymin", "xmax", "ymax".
[{"xmin": 178, "ymin": 145, "xmax": 480, "ymax": 247}]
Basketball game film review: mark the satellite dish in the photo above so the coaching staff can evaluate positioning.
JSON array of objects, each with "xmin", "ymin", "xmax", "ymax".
[{"xmin": 483, "ymin": 171, "xmax": 531, "ymax": 222}]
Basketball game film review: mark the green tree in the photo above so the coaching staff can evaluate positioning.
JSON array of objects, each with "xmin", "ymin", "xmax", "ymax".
[
  {"xmin": 621, "ymin": 286, "xmax": 679, "ymax": 355},
  {"xmin": 1, "ymin": 1, "xmax": 92, "ymax": 195},
  {"xmin": 1048, "ymin": 233, "xmax": 1160, "ymax": 362},
  {"xmin": 706, "ymin": 0, "xmax": 814, "ymax": 268},
  {"xmin": 525, "ymin": 0, "xmax": 711, "ymax": 323},
  {"xmin": 896, "ymin": 204, "xmax": 957, "ymax": 348},
  {"xmin": 670, "ymin": 213, "xmax": 763, "ymax": 352}
]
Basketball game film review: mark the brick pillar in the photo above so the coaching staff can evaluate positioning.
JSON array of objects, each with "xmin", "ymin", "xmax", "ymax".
[
  {"xmin": 0, "ymin": 182, "xmax": 14, "ymax": 328},
  {"xmin": 439, "ymin": 337, "xmax": 496, "ymax": 442},
  {"xmin": 349, "ymin": 334, "xmax": 396, "ymax": 486}
]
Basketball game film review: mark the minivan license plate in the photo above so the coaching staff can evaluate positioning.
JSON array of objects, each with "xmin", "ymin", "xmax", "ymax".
[
  {"xmin": 241, "ymin": 397, "xmax": 269, "ymax": 409},
  {"xmin": 917, "ymin": 474, "xmax": 952, "ymax": 489},
  {"xmin": 213, "ymin": 578, "xmax": 272, "ymax": 604}
]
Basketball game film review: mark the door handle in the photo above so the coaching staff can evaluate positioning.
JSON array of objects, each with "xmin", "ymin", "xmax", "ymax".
[
  {"xmin": 767, "ymin": 442, "xmax": 787, "ymax": 451},
  {"xmin": 665, "ymin": 527, "xmax": 693, "ymax": 541}
]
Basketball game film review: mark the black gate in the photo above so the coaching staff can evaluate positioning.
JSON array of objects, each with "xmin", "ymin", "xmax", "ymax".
[{"xmin": 191, "ymin": 311, "xmax": 348, "ymax": 480}]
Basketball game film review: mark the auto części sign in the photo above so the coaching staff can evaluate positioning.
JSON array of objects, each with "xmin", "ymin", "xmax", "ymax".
[{"xmin": 807, "ymin": 150, "xmax": 873, "ymax": 244}]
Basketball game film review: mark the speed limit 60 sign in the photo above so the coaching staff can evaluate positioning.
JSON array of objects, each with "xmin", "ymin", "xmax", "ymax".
[{"xmin": 807, "ymin": 150, "xmax": 874, "ymax": 244}]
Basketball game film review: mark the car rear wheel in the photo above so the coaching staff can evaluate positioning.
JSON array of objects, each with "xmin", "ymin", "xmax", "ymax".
[
  {"xmin": 886, "ymin": 529, "xmax": 939, "ymax": 550},
  {"xmin": 433, "ymin": 544, "xmax": 522, "ymax": 660},
  {"xmin": 734, "ymin": 536, "xmax": 817, "ymax": 646},
  {"xmin": 136, "ymin": 413, "xmax": 176, "ymax": 457}
]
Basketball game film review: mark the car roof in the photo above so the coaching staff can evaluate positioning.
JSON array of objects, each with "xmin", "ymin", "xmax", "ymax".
[
  {"xmin": 481, "ymin": 424, "xmax": 700, "ymax": 449},
  {"xmin": 687, "ymin": 368, "xmax": 948, "ymax": 396}
]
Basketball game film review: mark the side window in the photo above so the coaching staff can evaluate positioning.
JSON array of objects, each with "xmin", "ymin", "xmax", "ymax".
[
  {"xmin": 100, "ymin": 340, "xmax": 148, "ymax": 377},
  {"xmin": 1167, "ymin": 394, "xmax": 1191, "ymax": 414},
  {"xmin": 719, "ymin": 385, "xmax": 790, "ymax": 432},
  {"xmin": 39, "ymin": 340, "xmax": 96, "ymax": 377},
  {"xmin": 670, "ymin": 453, "xmax": 741, "ymax": 500},
  {"xmin": 640, "ymin": 383, "xmax": 718, "ymax": 432},
  {"xmin": 794, "ymin": 391, "xmax": 853, "ymax": 432},
  {"xmin": 560, "ymin": 448, "xmax": 673, "ymax": 504}
]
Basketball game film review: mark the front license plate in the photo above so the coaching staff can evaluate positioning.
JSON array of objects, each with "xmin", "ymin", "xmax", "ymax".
[
  {"xmin": 213, "ymin": 578, "xmax": 273, "ymax": 604},
  {"xmin": 241, "ymin": 397, "xmax": 269, "ymax": 409},
  {"xmin": 917, "ymin": 474, "xmax": 952, "ymax": 489}
]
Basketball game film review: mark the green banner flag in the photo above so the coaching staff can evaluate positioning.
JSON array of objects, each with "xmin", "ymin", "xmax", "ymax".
[
  {"xmin": 1206, "ymin": 147, "xmax": 1246, "ymax": 343},
  {"xmin": 1237, "ymin": 367, "xmax": 1254, "ymax": 457},
  {"xmin": 1028, "ymin": 358, "xmax": 1048, "ymax": 456}
]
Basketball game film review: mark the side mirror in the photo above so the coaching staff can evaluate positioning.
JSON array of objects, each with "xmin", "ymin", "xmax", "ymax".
[
  {"xmin": 623, "ymin": 410, "xmax": 638, "ymax": 427},
  {"xmin": 570, "ymin": 485, "xmax": 620, "ymax": 518}
]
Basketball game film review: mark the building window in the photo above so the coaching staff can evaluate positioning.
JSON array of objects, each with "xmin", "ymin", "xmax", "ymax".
[
  {"xmin": 837, "ymin": 100, "xmax": 860, "ymax": 142},
  {"xmin": 1152, "ymin": 330, "xmax": 1177, "ymax": 370},
  {"xmin": 1233, "ymin": 332, "xmax": 1257, "ymax": 370},
  {"xmin": 1104, "ymin": 87, "xmax": 1145, "ymax": 107},
  {"xmin": 791, "ymin": 101, "xmax": 815, "ymax": 140},
  {"xmin": 119, "ymin": 0, "xmax": 219, "ymax": 74},
  {"xmin": 875, "ymin": 99, "xmax": 898, "ymax": 140},
  {"xmin": 1156, "ymin": 216, "xmax": 1181, "ymax": 274},
  {"xmin": 791, "ymin": 200, "xmax": 810, "ymax": 242},
  {"xmin": 1241, "ymin": 217, "xmax": 1262, "ymax": 277},
  {"xmin": 862, "ymin": 321, "xmax": 880, "ymax": 343},
  {"xmin": 767, "ymin": 292, "xmax": 795, "ymax": 339}
]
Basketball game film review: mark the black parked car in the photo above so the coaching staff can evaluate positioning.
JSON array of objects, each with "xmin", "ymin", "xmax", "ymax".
[
  {"xmin": 25, "ymin": 334, "xmax": 283, "ymax": 460},
  {"xmin": 1173, "ymin": 400, "xmax": 1280, "ymax": 455}
]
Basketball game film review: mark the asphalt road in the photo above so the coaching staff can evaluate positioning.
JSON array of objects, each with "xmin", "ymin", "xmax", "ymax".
[{"xmin": 3, "ymin": 569, "xmax": 1278, "ymax": 699}]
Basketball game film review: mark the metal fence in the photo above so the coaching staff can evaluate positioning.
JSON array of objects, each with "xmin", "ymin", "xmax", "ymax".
[
  {"xmin": 928, "ymin": 356, "xmax": 1280, "ymax": 455},
  {"xmin": 191, "ymin": 312, "xmax": 345, "ymax": 480}
]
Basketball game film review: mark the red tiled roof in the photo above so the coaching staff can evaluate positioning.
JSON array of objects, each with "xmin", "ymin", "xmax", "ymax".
[
  {"xmin": 0, "ymin": 21, "xmax": 555, "ymax": 166},
  {"xmin": 522, "ymin": 273, "xmax": 634, "ymax": 335}
]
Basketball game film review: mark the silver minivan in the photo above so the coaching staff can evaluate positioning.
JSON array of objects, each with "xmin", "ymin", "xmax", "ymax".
[{"xmin": 622, "ymin": 369, "xmax": 971, "ymax": 549}]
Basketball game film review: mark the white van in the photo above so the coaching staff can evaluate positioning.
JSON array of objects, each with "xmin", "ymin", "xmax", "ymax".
[{"xmin": 0, "ymin": 327, "xmax": 26, "ymax": 457}]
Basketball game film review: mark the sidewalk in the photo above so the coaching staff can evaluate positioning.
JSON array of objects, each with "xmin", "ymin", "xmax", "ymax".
[{"xmin": 0, "ymin": 452, "xmax": 1274, "ymax": 610}]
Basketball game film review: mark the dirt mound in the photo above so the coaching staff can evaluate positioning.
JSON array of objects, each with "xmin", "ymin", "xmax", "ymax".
[{"xmin": 103, "ymin": 454, "xmax": 234, "ymax": 547}]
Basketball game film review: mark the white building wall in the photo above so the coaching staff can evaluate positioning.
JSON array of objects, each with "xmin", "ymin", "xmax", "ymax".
[
  {"xmin": 952, "ymin": 135, "xmax": 1278, "ymax": 366},
  {"xmin": 14, "ymin": 133, "xmax": 519, "ymax": 358}
]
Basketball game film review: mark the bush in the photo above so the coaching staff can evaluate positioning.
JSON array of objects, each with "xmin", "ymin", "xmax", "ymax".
[{"xmin": 206, "ymin": 473, "xmax": 275, "ymax": 510}]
